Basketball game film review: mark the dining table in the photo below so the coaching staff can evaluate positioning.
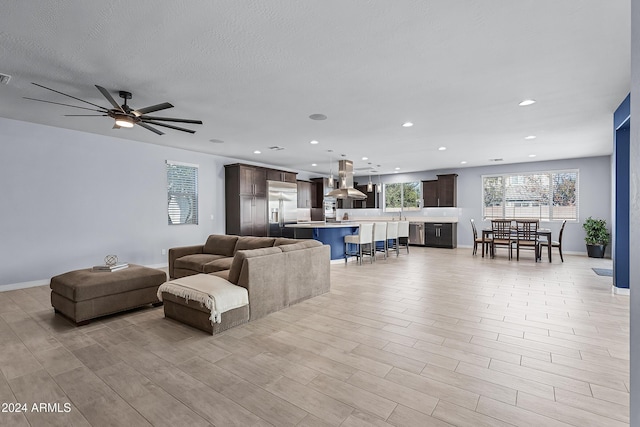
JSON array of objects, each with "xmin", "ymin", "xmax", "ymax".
[{"xmin": 481, "ymin": 227, "xmax": 553, "ymax": 262}]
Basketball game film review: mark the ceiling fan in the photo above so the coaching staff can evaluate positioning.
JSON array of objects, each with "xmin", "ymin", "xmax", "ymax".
[{"xmin": 24, "ymin": 83, "xmax": 203, "ymax": 135}]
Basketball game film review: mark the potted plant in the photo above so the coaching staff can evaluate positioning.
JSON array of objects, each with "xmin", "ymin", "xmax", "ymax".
[{"xmin": 582, "ymin": 216, "xmax": 610, "ymax": 258}]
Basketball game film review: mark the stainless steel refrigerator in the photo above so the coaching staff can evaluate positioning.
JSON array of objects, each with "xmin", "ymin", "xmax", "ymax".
[{"xmin": 267, "ymin": 181, "xmax": 298, "ymax": 238}]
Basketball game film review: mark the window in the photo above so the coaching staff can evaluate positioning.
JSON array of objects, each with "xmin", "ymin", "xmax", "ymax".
[
  {"xmin": 384, "ymin": 181, "xmax": 421, "ymax": 212},
  {"xmin": 482, "ymin": 170, "xmax": 578, "ymax": 221},
  {"xmin": 166, "ymin": 161, "xmax": 198, "ymax": 225}
]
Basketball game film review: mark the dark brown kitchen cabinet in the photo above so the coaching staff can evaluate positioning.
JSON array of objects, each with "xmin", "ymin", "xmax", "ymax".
[
  {"xmin": 422, "ymin": 174, "xmax": 457, "ymax": 207},
  {"xmin": 225, "ymin": 164, "xmax": 268, "ymax": 236},
  {"xmin": 297, "ymin": 180, "xmax": 312, "ymax": 208},
  {"xmin": 267, "ymin": 169, "xmax": 297, "ymax": 183},
  {"xmin": 422, "ymin": 180, "xmax": 438, "ymax": 207},
  {"xmin": 425, "ymin": 222, "xmax": 457, "ymax": 248},
  {"xmin": 352, "ymin": 185, "xmax": 377, "ymax": 208}
]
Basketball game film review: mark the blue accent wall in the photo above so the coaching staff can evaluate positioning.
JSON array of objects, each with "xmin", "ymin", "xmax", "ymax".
[{"xmin": 614, "ymin": 94, "xmax": 630, "ymax": 289}]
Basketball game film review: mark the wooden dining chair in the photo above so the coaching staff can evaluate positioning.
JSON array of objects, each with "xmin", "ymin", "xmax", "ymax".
[
  {"xmin": 538, "ymin": 220, "xmax": 566, "ymax": 262},
  {"xmin": 491, "ymin": 219, "xmax": 514, "ymax": 259},
  {"xmin": 515, "ymin": 219, "xmax": 539, "ymax": 261},
  {"xmin": 470, "ymin": 219, "xmax": 488, "ymax": 256}
]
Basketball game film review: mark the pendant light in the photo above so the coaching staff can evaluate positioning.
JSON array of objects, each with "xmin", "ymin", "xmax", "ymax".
[
  {"xmin": 327, "ymin": 150, "xmax": 334, "ymax": 187},
  {"xmin": 367, "ymin": 169, "xmax": 373, "ymax": 192},
  {"xmin": 377, "ymin": 174, "xmax": 382, "ymax": 193}
]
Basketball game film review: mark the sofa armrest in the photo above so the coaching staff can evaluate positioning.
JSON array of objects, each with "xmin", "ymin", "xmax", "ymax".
[
  {"xmin": 236, "ymin": 252, "xmax": 287, "ymax": 320},
  {"xmin": 168, "ymin": 245, "xmax": 204, "ymax": 279}
]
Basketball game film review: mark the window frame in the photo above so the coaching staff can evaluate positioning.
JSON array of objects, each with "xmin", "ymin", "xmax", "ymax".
[
  {"xmin": 383, "ymin": 181, "xmax": 422, "ymax": 213},
  {"xmin": 481, "ymin": 169, "xmax": 579, "ymax": 222},
  {"xmin": 166, "ymin": 160, "xmax": 199, "ymax": 225}
]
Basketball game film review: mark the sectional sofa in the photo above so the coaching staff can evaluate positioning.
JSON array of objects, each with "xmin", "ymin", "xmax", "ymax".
[{"xmin": 163, "ymin": 235, "xmax": 331, "ymax": 333}]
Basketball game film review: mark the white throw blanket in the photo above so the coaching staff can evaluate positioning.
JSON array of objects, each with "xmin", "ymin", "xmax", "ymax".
[{"xmin": 157, "ymin": 274, "xmax": 248, "ymax": 323}]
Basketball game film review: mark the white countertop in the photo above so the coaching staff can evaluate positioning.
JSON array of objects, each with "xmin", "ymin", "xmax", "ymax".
[{"xmin": 285, "ymin": 223, "xmax": 360, "ymax": 229}]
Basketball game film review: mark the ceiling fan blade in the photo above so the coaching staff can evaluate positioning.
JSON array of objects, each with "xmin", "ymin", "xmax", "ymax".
[
  {"xmin": 31, "ymin": 82, "xmax": 109, "ymax": 111},
  {"xmin": 136, "ymin": 122, "xmax": 164, "ymax": 135},
  {"xmin": 23, "ymin": 97, "xmax": 106, "ymax": 112},
  {"xmin": 64, "ymin": 114, "xmax": 108, "ymax": 117},
  {"xmin": 142, "ymin": 120, "xmax": 196, "ymax": 134},
  {"xmin": 133, "ymin": 102, "xmax": 173, "ymax": 116},
  {"xmin": 139, "ymin": 116, "xmax": 203, "ymax": 124},
  {"xmin": 95, "ymin": 85, "xmax": 125, "ymax": 112}
]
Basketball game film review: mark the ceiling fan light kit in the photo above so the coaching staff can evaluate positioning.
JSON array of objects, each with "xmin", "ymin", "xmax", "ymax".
[{"xmin": 25, "ymin": 83, "xmax": 203, "ymax": 135}]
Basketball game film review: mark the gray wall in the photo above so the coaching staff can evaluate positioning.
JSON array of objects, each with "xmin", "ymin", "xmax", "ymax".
[
  {"xmin": 356, "ymin": 155, "xmax": 612, "ymax": 254},
  {"xmin": 0, "ymin": 117, "xmax": 316, "ymax": 287}
]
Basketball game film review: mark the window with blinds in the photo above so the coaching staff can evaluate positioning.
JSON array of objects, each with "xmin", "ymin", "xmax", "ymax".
[
  {"xmin": 482, "ymin": 170, "xmax": 578, "ymax": 221},
  {"xmin": 166, "ymin": 161, "xmax": 198, "ymax": 225}
]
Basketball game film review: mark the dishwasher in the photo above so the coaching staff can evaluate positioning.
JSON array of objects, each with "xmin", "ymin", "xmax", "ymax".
[{"xmin": 408, "ymin": 222, "xmax": 425, "ymax": 245}]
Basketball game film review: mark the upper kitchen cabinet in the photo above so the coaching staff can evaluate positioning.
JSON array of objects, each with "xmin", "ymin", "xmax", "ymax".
[
  {"xmin": 297, "ymin": 180, "xmax": 312, "ymax": 208},
  {"xmin": 236, "ymin": 164, "xmax": 267, "ymax": 196},
  {"xmin": 422, "ymin": 174, "xmax": 458, "ymax": 207},
  {"xmin": 267, "ymin": 169, "xmax": 297, "ymax": 183}
]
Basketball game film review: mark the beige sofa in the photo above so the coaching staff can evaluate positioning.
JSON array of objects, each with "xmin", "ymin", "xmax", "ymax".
[
  {"xmin": 163, "ymin": 235, "xmax": 330, "ymax": 331},
  {"xmin": 169, "ymin": 235, "xmax": 301, "ymax": 280}
]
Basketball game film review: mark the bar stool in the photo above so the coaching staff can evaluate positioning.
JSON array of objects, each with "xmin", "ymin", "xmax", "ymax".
[
  {"xmin": 344, "ymin": 223, "xmax": 374, "ymax": 264},
  {"xmin": 372, "ymin": 222, "xmax": 388, "ymax": 260},
  {"xmin": 397, "ymin": 221, "xmax": 410, "ymax": 254},
  {"xmin": 386, "ymin": 221, "xmax": 399, "ymax": 257}
]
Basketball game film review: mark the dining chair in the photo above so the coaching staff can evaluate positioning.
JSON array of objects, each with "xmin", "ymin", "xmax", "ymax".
[
  {"xmin": 491, "ymin": 219, "xmax": 514, "ymax": 259},
  {"xmin": 538, "ymin": 220, "xmax": 566, "ymax": 262},
  {"xmin": 372, "ymin": 222, "xmax": 388, "ymax": 260},
  {"xmin": 397, "ymin": 221, "xmax": 410, "ymax": 254},
  {"xmin": 386, "ymin": 221, "xmax": 400, "ymax": 257},
  {"xmin": 515, "ymin": 219, "xmax": 539, "ymax": 261},
  {"xmin": 470, "ymin": 219, "xmax": 488, "ymax": 256},
  {"xmin": 344, "ymin": 223, "xmax": 374, "ymax": 264}
]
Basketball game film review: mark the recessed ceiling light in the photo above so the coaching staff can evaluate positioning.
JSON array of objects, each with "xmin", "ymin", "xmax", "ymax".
[
  {"xmin": 460, "ymin": 161, "xmax": 467, "ymax": 164},
  {"xmin": 253, "ymin": 150, "xmax": 261, "ymax": 154},
  {"xmin": 310, "ymin": 140, "xmax": 319, "ymax": 145},
  {"xmin": 394, "ymin": 171, "xmax": 399, "ymax": 174},
  {"xmin": 524, "ymin": 135, "xmax": 537, "ymax": 140},
  {"xmin": 528, "ymin": 154, "xmax": 536, "ymax": 158},
  {"xmin": 438, "ymin": 146, "xmax": 446, "ymax": 151},
  {"xmin": 519, "ymin": 99, "xmax": 536, "ymax": 106},
  {"xmin": 362, "ymin": 157, "xmax": 368, "ymax": 160},
  {"xmin": 309, "ymin": 113, "xmax": 327, "ymax": 120},
  {"xmin": 402, "ymin": 122, "xmax": 413, "ymax": 127},
  {"xmin": 312, "ymin": 163, "xmax": 317, "ymax": 166},
  {"xmin": 395, "ymin": 167, "xmax": 400, "ymax": 170}
]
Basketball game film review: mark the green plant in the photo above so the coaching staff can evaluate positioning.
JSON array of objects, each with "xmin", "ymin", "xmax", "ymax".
[{"xmin": 583, "ymin": 217, "xmax": 610, "ymax": 245}]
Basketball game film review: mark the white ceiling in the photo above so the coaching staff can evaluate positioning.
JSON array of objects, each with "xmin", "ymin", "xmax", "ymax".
[{"xmin": 0, "ymin": 1, "xmax": 630, "ymax": 176}]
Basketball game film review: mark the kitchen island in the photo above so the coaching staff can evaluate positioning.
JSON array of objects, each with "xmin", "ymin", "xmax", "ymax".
[{"xmin": 285, "ymin": 222, "xmax": 359, "ymax": 260}]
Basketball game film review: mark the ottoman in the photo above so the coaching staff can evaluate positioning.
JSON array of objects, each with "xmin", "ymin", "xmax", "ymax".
[
  {"xmin": 50, "ymin": 264, "xmax": 167, "ymax": 325},
  {"xmin": 158, "ymin": 274, "xmax": 249, "ymax": 334}
]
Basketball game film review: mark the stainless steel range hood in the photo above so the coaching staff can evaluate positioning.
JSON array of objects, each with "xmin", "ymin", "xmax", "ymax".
[{"xmin": 326, "ymin": 159, "xmax": 367, "ymax": 200}]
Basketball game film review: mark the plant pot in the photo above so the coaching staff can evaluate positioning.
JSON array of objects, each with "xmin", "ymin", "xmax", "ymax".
[{"xmin": 586, "ymin": 244, "xmax": 606, "ymax": 258}]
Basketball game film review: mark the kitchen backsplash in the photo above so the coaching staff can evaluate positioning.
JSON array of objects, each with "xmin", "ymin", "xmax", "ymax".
[{"xmin": 336, "ymin": 207, "xmax": 461, "ymax": 219}]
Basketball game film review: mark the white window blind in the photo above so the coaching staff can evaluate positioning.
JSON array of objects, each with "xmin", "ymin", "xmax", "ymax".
[
  {"xmin": 166, "ymin": 161, "xmax": 198, "ymax": 225},
  {"xmin": 482, "ymin": 170, "xmax": 578, "ymax": 221}
]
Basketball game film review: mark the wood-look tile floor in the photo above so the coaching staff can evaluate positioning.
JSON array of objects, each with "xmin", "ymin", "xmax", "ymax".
[{"xmin": 0, "ymin": 247, "xmax": 629, "ymax": 426}]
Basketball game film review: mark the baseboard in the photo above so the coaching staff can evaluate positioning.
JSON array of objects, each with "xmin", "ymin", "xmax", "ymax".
[
  {"xmin": 613, "ymin": 286, "xmax": 630, "ymax": 295},
  {"xmin": 0, "ymin": 263, "xmax": 169, "ymax": 293}
]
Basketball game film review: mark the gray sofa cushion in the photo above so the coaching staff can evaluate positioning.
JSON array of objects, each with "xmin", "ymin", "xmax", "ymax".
[
  {"xmin": 234, "ymin": 237, "xmax": 276, "ymax": 252},
  {"xmin": 279, "ymin": 240, "xmax": 323, "ymax": 252},
  {"xmin": 228, "ymin": 247, "xmax": 282, "ymax": 285},
  {"xmin": 203, "ymin": 235, "xmax": 239, "ymax": 256},
  {"xmin": 203, "ymin": 257, "xmax": 234, "ymax": 273},
  {"xmin": 174, "ymin": 254, "xmax": 227, "ymax": 272},
  {"xmin": 274, "ymin": 238, "xmax": 300, "ymax": 246}
]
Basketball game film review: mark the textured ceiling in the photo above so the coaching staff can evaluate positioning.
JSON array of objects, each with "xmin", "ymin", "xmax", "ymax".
[{"xmin": 0, "ymin": 1, "xmax": 630, "ymax": 175}]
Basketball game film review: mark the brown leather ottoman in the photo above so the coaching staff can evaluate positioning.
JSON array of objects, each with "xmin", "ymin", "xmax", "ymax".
[{"xmin": 50, "ymin": 264, "xmax": 167, "ymax": 325}]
